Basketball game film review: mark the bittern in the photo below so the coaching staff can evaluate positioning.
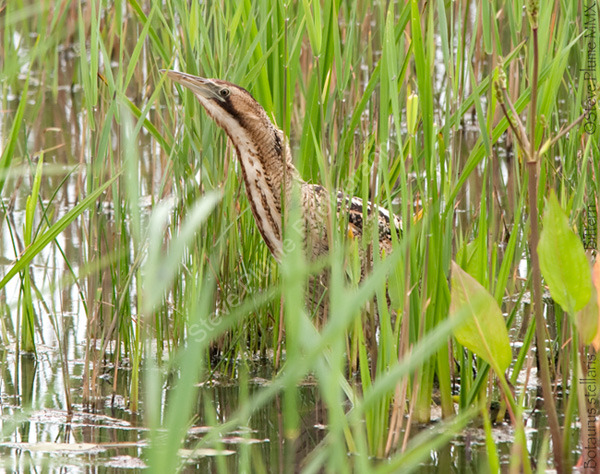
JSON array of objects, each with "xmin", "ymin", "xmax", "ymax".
[{"xmin": 162, "ymin": 70, "xmax": 401, "ymax": 270}]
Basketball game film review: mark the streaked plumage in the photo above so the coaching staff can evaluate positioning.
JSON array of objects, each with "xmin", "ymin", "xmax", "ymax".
[{"xmin": 162, "ymin": 70, "xmax": 401, "ymax": 267}]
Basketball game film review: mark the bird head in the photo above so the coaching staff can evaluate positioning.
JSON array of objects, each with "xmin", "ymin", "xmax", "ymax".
[{"xmin": 161, "ymin": 70, "xmax": 266, "ymax": 138}]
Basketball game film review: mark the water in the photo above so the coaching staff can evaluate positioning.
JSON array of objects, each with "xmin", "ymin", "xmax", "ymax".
[
  {"xmin": 0, "ymin": 76, "xmax": 536, "ymax": 474},
  {"xmin": 0, "ymin": 349, "xmax": 328, "ymax": 472},
  {"xmin": 1, "ymin": 3, "xmax": 581, "ymax": 471},
  {"xmin": 0, "ymin": 336, "xmax": 569, "ymax": 472}
]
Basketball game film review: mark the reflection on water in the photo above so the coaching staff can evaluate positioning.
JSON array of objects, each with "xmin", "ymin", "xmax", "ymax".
[
  {"xmin": 0, "ymin": 340, "xmax": 577, "ymax": 471},
  {"xmin": 0, "ymin": 68, "xmax": 534, "ymax": 474},
  {"xmin": 0, "ymin": 348, "xmax": 329, "ymax": 472},
  {"xmin": 0, "ymin": 2, "xmax": 558, "ymax": 472}
]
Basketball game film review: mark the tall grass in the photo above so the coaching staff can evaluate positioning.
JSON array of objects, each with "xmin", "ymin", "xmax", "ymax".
[{"xmin": 0, "ymin": 0, "xmax": 597, "ymax": 471}]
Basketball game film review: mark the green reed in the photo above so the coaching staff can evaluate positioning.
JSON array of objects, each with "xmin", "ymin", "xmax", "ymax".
[{"xmin": 0, "ymin": 0, "xmax": 596, "ymax": 471}]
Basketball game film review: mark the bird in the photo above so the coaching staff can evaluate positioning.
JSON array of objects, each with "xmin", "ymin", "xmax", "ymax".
[
  {"xmin": 162, "ymin": 70, "xmax": 404, "ymax": 374},
  {"xmin": 161, "ymin": 70, "xmax": 401, "ymax": 270}
]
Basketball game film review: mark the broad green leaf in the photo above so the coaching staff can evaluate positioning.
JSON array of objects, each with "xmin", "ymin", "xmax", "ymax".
[
  {"xmin": 450, "ymin": 261, "xmax": 512, "ymax": 375},
  {"xmin": 537, "ymin": 191, "xmax": 592, "ymax": 314},
  {"xmin": 578, "ymin": 282, "xmax": 598, "ymax": 346}
]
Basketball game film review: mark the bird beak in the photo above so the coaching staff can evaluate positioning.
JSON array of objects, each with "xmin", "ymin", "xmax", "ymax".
[{"xmin": 160, "ymin": 69, "xmax": 224, "ymax": 101}]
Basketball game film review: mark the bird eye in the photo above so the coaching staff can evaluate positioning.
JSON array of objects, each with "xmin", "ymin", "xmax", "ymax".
[{"xmin": 219, "ymin": 88, "xmax": 230, "ymax": 98}]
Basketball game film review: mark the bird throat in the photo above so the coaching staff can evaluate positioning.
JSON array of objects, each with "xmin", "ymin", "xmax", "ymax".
[
  {"xmin": 223, "ymin": 120, "xmax": 295, "ymax": 260},
  {"xmin": 193, "ymin": 91, "xmax": 299, "ymax": 260}
]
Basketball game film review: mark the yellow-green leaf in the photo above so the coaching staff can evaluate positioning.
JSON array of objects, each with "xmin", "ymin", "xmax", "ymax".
[
  {"xmin": 537, "ymin": 191, "xmax": 592, "ymax": 314},
  {"xmin": 450, "ymin": 261, "xmax": 512, "ymax": 375},
  {"xmin": 578, "ymin": 282, "xmax": 598, "ymax": 345}
]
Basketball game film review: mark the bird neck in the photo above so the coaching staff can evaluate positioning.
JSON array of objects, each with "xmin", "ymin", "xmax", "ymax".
[{"xmin": 224, "ymin": 120, "xmax": 300, "ymax": 259}]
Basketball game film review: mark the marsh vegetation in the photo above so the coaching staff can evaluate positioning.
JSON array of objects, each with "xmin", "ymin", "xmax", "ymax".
[{"xmin": 0, "ymin": 0, "xmax": 598, "ymax": 472}]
